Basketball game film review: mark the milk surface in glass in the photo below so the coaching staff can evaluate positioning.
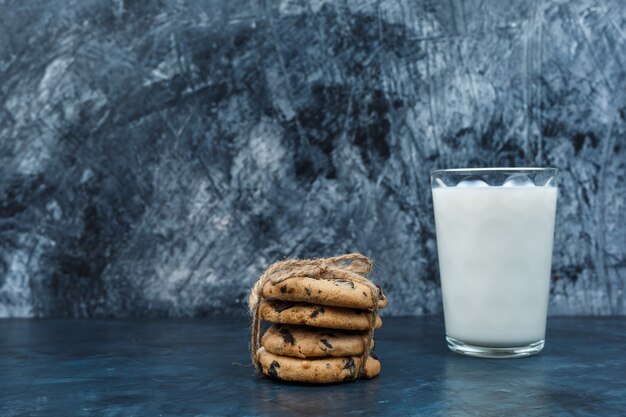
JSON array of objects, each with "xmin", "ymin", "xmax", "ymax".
[{"xmin": 433, "ymin": 184, "xmax": 557, "ymax": 347}]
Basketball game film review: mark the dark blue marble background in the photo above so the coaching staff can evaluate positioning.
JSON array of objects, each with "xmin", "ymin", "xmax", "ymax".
[{"xmin": 0, "ymin": 0, "xmax": 624, "ymax": 318}]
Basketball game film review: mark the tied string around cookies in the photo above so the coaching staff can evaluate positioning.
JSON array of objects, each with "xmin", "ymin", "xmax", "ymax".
[{"xmin": 248, "ymin": 253, "xmax": 379, "ymax": 380}]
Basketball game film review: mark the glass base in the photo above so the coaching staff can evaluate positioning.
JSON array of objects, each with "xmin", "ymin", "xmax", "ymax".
[{"xmin": 446, "ymin": 336, "xmax": 544, "ymax": 358}]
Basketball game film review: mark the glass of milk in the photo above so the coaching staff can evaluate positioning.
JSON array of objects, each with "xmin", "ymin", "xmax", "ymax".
[{"xmin": 431, "ymin": 168, "xmax": 558, "ymax": 358}]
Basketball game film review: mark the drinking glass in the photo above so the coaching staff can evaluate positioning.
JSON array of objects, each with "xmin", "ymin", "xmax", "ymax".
[{"xmin": 431, "ymin": 168, "xmax": 558, "ymax": 358}]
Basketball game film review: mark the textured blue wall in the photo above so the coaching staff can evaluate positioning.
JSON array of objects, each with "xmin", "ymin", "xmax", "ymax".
[{"xmin": 0, "ymin": 0, "xmax": 624, "ymax": 317}]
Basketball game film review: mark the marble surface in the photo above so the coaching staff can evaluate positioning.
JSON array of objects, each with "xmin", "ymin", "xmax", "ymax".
[
  {"xmin": 1, "ymin": 317, "xmax": 625, "ymax": 416},
  {"xmin": 1, "ymin": 0, "xmax": 625, "ymax": 317}
]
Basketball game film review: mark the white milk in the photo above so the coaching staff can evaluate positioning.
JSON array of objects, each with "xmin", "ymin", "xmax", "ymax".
[{"xmin": 433, "ymin": 186, "xmax": 557, "ymax": 347}]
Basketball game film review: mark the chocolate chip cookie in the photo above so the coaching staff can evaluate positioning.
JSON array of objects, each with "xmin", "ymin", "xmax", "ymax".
[
  {"xmin": 259, "ymin": 300, "xmax": 382, "ymax": 331},
  {"xmin": 261, "ymin": 324, "xmax": 373, "ymax": 358},
  {"xmin": 256, "ymin": 347, "xmax": 381, "ymax": 384},
  {"xmin": 261, "ymin": 277, "xmax": 388, "ymax": 309}
]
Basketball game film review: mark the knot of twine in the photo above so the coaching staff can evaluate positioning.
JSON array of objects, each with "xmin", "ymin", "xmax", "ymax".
[{"xmin": 248, "ymin": 253, "xmax": 379, "ymax": 380}]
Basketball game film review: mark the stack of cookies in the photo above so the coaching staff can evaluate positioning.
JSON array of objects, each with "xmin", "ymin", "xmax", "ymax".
[{"xmin": 249, "ymin": 255, "xmax": 387, "ymax": 384}]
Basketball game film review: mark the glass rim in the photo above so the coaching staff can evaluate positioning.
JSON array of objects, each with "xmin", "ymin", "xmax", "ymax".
[{"xmin": 431, "ymin": 167, "xmax": 557, "ymax": 175}]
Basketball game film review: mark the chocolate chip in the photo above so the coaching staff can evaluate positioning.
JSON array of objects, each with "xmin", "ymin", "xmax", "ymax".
[
  {"xmin": 309, "ymin": 306, "xmax": 325, "ymax": 318},
  {"xmin": 343, "ymin": 357, "xmax": 355, "ymax": 370},
  {"xmin": 362, "ymin": 291, "xmax": 367, "ymax": 297},
  {"xmin": 273, "ymin": 301, "xmax": 295, "ymax": 312},
  {"xmin": 268, "ymin": 360, "xmax": 280, "ymax": 379},
  {"xmin": 280, "ymin": 285, "xmax": 287, "ymax": 294},
  {"xmin": 320, "ymin": 338, "xmax": 333, "ymax": 349},
  {"xmin": 305, "ymin": 287, "xmax": 311, "ymax": 296},
  {"xmin": 280, "ymin": 328, "xmax": 295, "ymax": 345}
]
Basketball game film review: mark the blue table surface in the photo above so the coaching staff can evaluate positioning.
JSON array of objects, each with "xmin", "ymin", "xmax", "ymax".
[{"xmin": 1, "ymin": 317, "xmax": 625, "ymax": 417}]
